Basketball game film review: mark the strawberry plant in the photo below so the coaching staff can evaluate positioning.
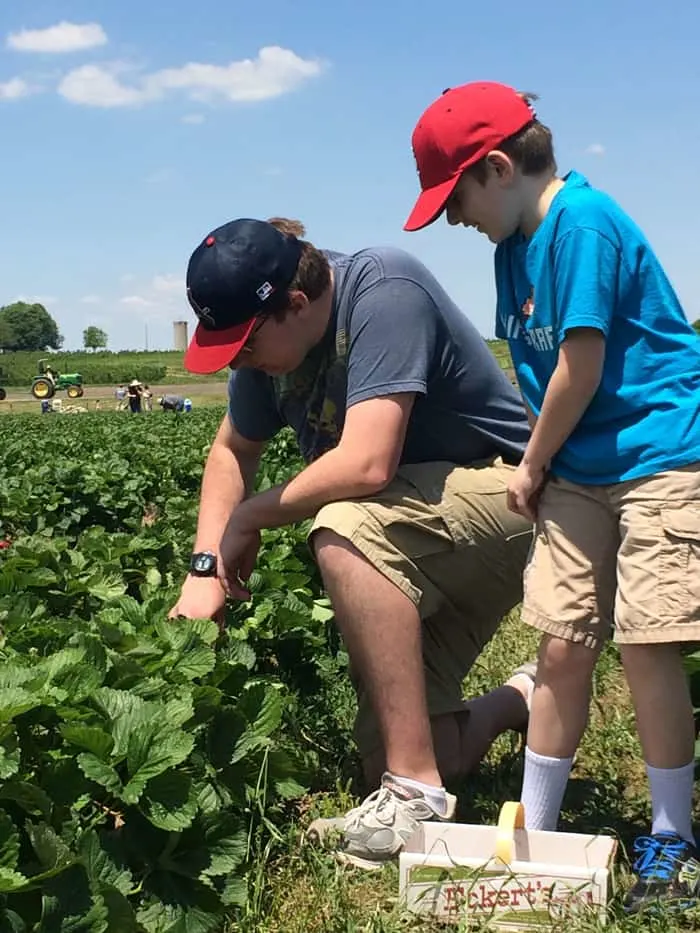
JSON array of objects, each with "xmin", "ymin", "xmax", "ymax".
[{"xmin": 0, "ymin": 411, "xmax": 353, "ymax": 931}]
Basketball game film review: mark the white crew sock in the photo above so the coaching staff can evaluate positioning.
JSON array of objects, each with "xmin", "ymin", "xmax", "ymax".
[
  {"xmin": 387, "ymin": 773, "xmax": 449, "ymax": 816},
  {"xmin": 646, "ymin": 761, "xmax": 695, "ymax": 845},
  {"xmin": 520, "ymin": 747, "xmax": 574, "ymax": 831}
]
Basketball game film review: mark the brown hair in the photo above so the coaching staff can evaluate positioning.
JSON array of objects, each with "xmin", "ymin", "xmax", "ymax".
[
  {"xmin": 266, "ymin": 217, "xmax": 331, "ymax": 316},
  {"xmin": 469, "ymin": 93, "xmax": 556, "ymax": 184}
]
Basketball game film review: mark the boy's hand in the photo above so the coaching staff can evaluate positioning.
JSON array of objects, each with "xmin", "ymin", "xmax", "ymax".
[{"xmin": 507, "ymin": 461, "xmax": 545, "ymax": 521}]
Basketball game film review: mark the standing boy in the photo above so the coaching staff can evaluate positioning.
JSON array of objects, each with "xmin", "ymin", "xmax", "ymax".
[{"xmin": 404, "ymin": 81, "xmax": 700, "ymax": 914}]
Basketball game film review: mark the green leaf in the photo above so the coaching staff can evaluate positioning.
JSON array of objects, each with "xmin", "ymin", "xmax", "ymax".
[
  {"xmin": 221, "ymin": 873, "xmax": 247, "ymax": 907},
  {"xmin": 188, "ymin": 619, "xmax": 220, "ymax": 645},
  {"xmin": 137, "ymin": 874, "xmax": 223, "ymax": 933},
  {"xmin": 170, "ymin": 815, "xmax": 247, "ymax": 881},
  {"xmin": 100, "ymin": 887, "xmax": 138, "ymax": 933},
  {"xmin": 39, "ymin": 865, "xmax": 109, "ymax": 933},
  {"xmin": 77, "ymin": 754, "xmax": 123, "ymax": 795},
  {"xmin": 79, "ymin": 831, "xmax": 133, "ymax": 896},
  {"xmin": 0, "ymin": 781, "xmax": 53, "ymax": 818},
  {"xmin": 25, "ymin": 822, "xmax": 74, "ymax": 873},
  {"xmin": 145, "ymin": 567, "xmax": 162, "ymax": 588},
  {"xmin": 311, "ymin": 598, "xmax": 334, "ymax": 622},
  {"xmin": 87, "ymin": 574, "xmax": 127, "ymax": 603},
  {"xmin": 0, "ymin": 906, "xmax": 27, "ymax": 932},
  {"xmin": 164, "ymin": 694, "xmax": 195, "ymax": 728},
  {"xmin": 60, "ymin": 724, "xmax": 114, "ymax": 760},
  {"xmin": 0, "ymin": 743, "xmax": 20, "ymax": 780},
  {"xmin": 231, "ymin": 684, "xmax": 283, "ymax": 764},
  {"xmin": 171, "ymin": 645, "xmax": 216, "ymax": 682},
  {"xmin": 121, "ymin": 725, "xmax": 194, "ymax": 805},
  {"xmin": 0, "ymin": 866, "xmax": 29, "ymax": 894},
  {"xmin": 0, "ymin": 813, "xmax": 20, "ymax": 873},
  {"xmin": 141, "ymin": 771, "xmax": 198, "ymax": 831},
  {"xmin": 0, "ymin": 687, "xmax": 42, "ymax": 722}
]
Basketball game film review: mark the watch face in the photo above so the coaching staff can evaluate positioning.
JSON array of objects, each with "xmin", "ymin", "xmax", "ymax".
[{"xmin": 192, "ymin": 552, "xmax": 215, "ymax": 574}]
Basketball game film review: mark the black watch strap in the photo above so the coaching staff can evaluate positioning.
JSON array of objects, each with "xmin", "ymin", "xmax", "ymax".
[{"xmin": 189, "ymin": 551, "xmax": 217, "ymax": 577}]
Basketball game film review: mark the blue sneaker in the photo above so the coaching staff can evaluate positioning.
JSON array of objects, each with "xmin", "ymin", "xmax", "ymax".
[{"xmin": 623, "ymin": 832, "xmax": 700, "ymax": 914}]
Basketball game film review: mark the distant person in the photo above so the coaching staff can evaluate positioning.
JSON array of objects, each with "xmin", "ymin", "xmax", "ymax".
[
  {"xmin": 159, "ymin": 394, "xmax": 185, "ymax": 412},
  {"xmin": 405, "ymin": 81, "xmax": 700, "ymax": 914},
  {"xmin": 114, "ymin": 385, "xmax": 127, "ymax": 411},
  {"xmin": 142, "ymin": 384, "xmax": 153, "ymax": 412},
  {"xmin": 127, "ymin": 379, "xmax": 142, "ymax": 414}
]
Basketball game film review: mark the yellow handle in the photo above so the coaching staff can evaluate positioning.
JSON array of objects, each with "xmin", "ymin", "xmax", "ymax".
[{"xmin": 494, "ymin": 801, "xmax": 525, "ymax": 865}]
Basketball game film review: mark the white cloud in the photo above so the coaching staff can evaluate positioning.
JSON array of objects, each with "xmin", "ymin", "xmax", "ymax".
[
  {"xmin": 585, "ymin": 143, "xmax": 606, "ymax": 156},
  {"xmin": 120, "ymin": 295, "xmax": 153, "ymax": 307},
  {"xmin": 60, "ymin": 64, "xmax": 149, "ymax": 107},
  {"xmin": 152, "ymin": 274, "xmax": 182, "ymax": 295},
  {"xmin": 182, "ymin": 113, "xmax": 205, "ymax": 125},
  {"xmin": 8, "ymin": 21, "xmax": 107, "ymax": 54},
  {"xmin": 58, "ymin": 46, "xmax": 325, "ymax": 108},
  {"xmin": 80, "ymin": 294, "xmax": 101, "ymax": 304},
  {"xmin": 0, "ymin": 78, "xmax": 31, "ymax": 100}
]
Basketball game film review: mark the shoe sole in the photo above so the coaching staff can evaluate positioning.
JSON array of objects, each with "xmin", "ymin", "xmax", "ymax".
[{"xmin": 334, "ymin": 850, "xmax": 393, "ymax": 871}]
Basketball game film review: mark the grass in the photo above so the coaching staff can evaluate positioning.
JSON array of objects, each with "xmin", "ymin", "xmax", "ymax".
[{"xmin": 228, "ymin": 612, "xmax": 699, "ymax": 933}]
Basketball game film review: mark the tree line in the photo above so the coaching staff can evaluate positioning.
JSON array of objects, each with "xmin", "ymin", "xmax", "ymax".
[{"xmin": 0, "ymin": 302, "xmax": 108, "ymax": 352}]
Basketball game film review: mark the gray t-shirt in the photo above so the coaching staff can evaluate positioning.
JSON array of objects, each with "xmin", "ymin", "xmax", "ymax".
[{"xmin": 228, "ymin": 247, "xmax": 528, "ymax": 466}]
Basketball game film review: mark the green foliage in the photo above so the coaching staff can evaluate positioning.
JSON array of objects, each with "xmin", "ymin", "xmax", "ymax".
[
  {"xmin": 0, "ymin": 304, "xmax": 63, "ymax": 353},
  {"xmin": 0, "ymin": 353, "xmax": 167, "ymax": 388},
  {"xmin": 0, "ymin": 411, "xmax": 352, "ymax": 929},
  {"xmin": 83, "ymin": 328, "xmax": 108, "ymax": 352},
  {"xmin": 692, "ymin": 318, "xmax": 700, "ymax": 335}
]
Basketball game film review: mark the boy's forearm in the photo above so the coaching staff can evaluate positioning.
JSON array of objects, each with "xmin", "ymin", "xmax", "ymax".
[{"xmin": 523, "ymin": 330, "xmax": 605, "ymax": 471}]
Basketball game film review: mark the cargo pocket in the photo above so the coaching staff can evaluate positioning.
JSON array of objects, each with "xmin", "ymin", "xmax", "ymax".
[
  {"xmin": 660, "ymin": 505, "xmax": 700, "ymax": 612},
  {"xmin": 397, "ymin": 461, "xmax": 475, "ymax": 547}
]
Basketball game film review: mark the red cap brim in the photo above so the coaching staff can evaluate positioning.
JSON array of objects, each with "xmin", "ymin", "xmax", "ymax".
[
  {"xmin": 183, "ymin": 317, "xmax": 257, "ymax": 374},
  {"xmin": 403, "ymin": 175, "xmax": 461, "ymax": 232}
]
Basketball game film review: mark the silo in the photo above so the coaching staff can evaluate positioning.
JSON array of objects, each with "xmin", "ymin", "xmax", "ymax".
[{"xmin": 173, "ymin": 321, "xmax": 189, "ymax": 352}]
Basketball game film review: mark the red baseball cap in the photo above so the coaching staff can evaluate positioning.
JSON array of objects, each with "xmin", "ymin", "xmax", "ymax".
[{"xmin": 404, "ymin": 82, "xmax": 536, "ymax": 232}]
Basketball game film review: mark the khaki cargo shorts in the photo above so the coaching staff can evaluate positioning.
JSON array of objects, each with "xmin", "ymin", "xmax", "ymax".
[
  {"xmin": 523, "ymin": 462, "xmax": 700, "ymax": 649},
  {"xmin": 309, "ymin": 459, "xmax": 533, "ymax": 757}
]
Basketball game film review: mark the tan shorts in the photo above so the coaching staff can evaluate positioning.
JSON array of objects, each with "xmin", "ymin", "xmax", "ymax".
[
  {"xmin": 523, "ymin": 462, "xmax": 700, "ymax": 649},
  {"xmin": 310, "ymin": 459, "xmax": 533, "ymax": 757}
]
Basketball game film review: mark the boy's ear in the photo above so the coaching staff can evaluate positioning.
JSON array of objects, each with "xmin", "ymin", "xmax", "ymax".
[{"xmin": 486, "ymin": 151, "xmax": 515, "ymax": 181}]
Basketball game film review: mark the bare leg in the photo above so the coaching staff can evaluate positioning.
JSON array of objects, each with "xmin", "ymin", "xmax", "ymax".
[
  {"xmin": 620, "ymin": 643, "xmax": 694, "ymax": 768},
  {"xmin": 313, "ymin": 530, "xmax": 441, "ymax": 787},
  {"xmin": 362, "ymin": 681, "xmax": 531, "ymax": 789},
  {"xmin": 527, "ymin": 635, "xmax": 599, "ymax": 757}
]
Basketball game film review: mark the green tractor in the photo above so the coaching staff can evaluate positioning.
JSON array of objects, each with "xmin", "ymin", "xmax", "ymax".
[{"xmin": 31, "ymin": 359, "xmax": 84, "ymax": 400}]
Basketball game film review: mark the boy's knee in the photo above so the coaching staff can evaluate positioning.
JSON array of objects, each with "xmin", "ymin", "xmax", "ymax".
[{"xmin": 538, "ymin": 634, "xmax": 598, "ymax": 682}]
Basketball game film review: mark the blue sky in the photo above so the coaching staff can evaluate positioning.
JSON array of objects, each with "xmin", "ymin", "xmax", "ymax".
[{"xmin": 1, "ymin": 0, "xmax": 698, "ymax": 351}]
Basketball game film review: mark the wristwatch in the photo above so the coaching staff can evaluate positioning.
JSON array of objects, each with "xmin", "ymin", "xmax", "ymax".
[{"xmin": 189, "ymin": 551, "xmax": 217, "ymax": 577}]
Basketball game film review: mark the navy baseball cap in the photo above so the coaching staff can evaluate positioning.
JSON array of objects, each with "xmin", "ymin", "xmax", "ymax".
[{"xmin": 184, "ymin": 218, "xmax": 303, "ymax": 374}]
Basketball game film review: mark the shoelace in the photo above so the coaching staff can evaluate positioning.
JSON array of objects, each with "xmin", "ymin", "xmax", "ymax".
[
  {"xmin": 345, "ymin": 787, "xmax": 402, "ymax": 831},
  {"xmin": 633, "ymin": 835, "xmax": 688, "ymax": 883}
]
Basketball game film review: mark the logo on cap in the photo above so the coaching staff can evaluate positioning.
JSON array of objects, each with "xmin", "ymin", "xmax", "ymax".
[{"xmin": 256, "ymin": 281, "xmax": 274, "ymax": 302}]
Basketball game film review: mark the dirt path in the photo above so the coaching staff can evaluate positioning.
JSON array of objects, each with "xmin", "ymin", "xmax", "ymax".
[{"xmin": 2, "ymin": 382, "xmax": 229, "ymax": 403}]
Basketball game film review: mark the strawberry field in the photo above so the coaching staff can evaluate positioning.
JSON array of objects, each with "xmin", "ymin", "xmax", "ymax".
[
  {"xmin": 0, "ymin": 410, "xmax": 355, "ymax": 932},
  {"xmin": 2, "ymin": 409, "xmax": 699, "ymax": 933}
]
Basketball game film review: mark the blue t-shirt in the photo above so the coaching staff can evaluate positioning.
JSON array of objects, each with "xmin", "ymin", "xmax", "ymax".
[
  {"xmin": 230, "ymin": 247, "xmax": 529, "ymax": 466},
  {"xmin": 495, "ymin": 171, "xmax": 700, "ymax": 484}
]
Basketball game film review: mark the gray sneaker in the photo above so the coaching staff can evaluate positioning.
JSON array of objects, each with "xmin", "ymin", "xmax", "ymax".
[{"xmin": 306, "ymin": 773, "xmax": 456, "ymax": 870}]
